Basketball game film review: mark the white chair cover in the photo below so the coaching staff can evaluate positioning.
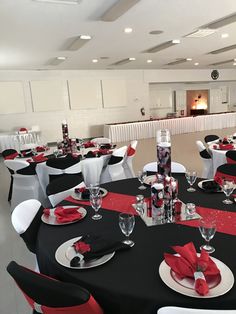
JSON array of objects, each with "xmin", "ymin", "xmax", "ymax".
[
  {"xmin": 196, "ymin": 140, "xmax": 213, "ymax": 179},
  {"xmin": 143, "ymin": 161, "xmax": 186, "ymax": 173},
  {"xmin": 91, "ymin": 137, "xmax": 111, "ymax": 144},
  {"xmin": 157, "ymin": 307, "xmax": 236, "ymax": 314},
  {"xmin": 123, "ymin": 140, "xmax": 138, "ymax": 178}
]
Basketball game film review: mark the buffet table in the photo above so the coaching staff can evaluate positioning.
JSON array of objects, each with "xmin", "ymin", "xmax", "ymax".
[
  {"xmin": 36, "ymin": 175, "xmax": 236, "ymax": 314},
  {"xmin": 0, "ymin": 131, "xmax": 38, "ymax": 153},
  {"xmin": 104, "ymin": 112, "xmax": 236, "ymax": 142}
]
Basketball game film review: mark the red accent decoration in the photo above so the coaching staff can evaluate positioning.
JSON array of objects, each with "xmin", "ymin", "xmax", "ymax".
[
  {"xmin": 31, "ymin": 153, "xmax": 48, "ymax": 163},
  {"xmin": 156, "ymin": 199, "xmax": 164, "ymax": 207},
  {"xmin": 164, "ymin": 242, "xmax": 220, "ymax": 296},
  {"xmin": 214, "ymin": 171, "xmax": 236, "ymax": 184},
  {"xmin": 4, "ymin": 152, "xmax": 18, "ymax": 160},
  {"xmin": 73, "ymin": 241, "xmax": 91, "ymax": 254},
  {"xmin": 19, "ymin": 127, "xmax": 28, "ymax": 132},
  {"xmin": 74, "ymin": 187, "xmax": 86, "ymax": 193},
  {"xmin": 83, "ymin": 141, "xmax": 95, "ymax": 148},
  {"xmin": 227, "ymin": 157, "xmax": 236, "ymax": 164},
  {"xmin": 127, "ymin": 145, "xmax": 136, "ymax": 157},
  {"xmin": 218, "ymin": 144, "xmax": 234, "ymax": 150},
  {"xmin": 43, "ymin": 206, "xmax": 82, "ymax": 223}
]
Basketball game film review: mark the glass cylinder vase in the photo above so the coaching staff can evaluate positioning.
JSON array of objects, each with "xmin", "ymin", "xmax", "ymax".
[{"xmin": 156, "ymin": 129, "xmax": 171, "ymax": 177}]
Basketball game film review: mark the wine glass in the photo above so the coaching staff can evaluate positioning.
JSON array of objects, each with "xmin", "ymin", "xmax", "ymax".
[
  {"xmin": 185, "ymin": 171, "xmax": 197, "ymax": 192},
  {"xmin": 88, "ymin": 183, "xmax": 100, "ymax": 197},
  {"xmin": 90, "ymin": 193, "xmax": 102, "ymax": 220},
  {"xmin": 199, "ymin": 218, "xmax": 216, "ymax": 254},
  {"xmin": 119, "ymin": 213, "xmax": 135, "ymax": 246},
  {"xmin": 221, "ymin": 179, "xmax": 235, "ymax": 204},
  {"xmin": 137, "ymin": 170, "xmax": 147, "ymax": 190}
]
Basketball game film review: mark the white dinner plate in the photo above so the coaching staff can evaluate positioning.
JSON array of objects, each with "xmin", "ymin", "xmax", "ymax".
[
  {"xmin": 198, "ymin": 179, "xmax": 222, "ymax": 193},
  {"xmin": 41, "ymin": 206, "xmax": 87, "ymax": 225},
  {"xmin": 55, "ymin": 236, "xmax": 115, "ymax": 269},
  {"xmin": 159, "ymin": 256, "xmax": 234, "ymax": 298},
  {"xmin": 71, "ymin": 187, "xmax": 108, "ymax": 201}
]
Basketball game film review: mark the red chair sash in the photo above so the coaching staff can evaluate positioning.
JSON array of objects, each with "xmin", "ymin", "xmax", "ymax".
[
  {"xmin": 226, "ymin": 157, "xmax": 236, "ymax": 164},
  {"xmin": 127, "ymin": 145, "xmax": 135, "ymax": 157}
]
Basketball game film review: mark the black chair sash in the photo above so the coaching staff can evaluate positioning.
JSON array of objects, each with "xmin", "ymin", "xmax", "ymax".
[
  {"xmin": 108, "ymin": 156, "xmax": 123, "ymax": 165},
  {"xmin": 46, "ymin": 174, "xmax": 83, "ymax": 196},
  {"xmin": 204, "ymin": 135, "xmax": 219, "ymax": 144},
  {"xmin": 46, "ymin": 155, "xmax": 80, "ymax": 170},
  {"xmin": 199, "ymin": 149, "xmax": 211, "ymax": 159},
  {"xmin": 226, "ymin": 150, "xmax": 236, "ymax": 163}
]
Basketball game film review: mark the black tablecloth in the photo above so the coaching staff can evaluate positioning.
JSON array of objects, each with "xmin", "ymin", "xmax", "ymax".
[{"xmin": 36, "ymin": 174, "xmax": 236, "ymax": 314}]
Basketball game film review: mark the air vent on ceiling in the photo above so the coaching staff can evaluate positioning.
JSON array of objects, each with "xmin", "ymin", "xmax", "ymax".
[
  {"xmin": 143, "ymin": 40, "xmax": 180, "ymax": 53},
  {"xmin": 100, "ymin": 0, "xmax": 141, "ymax": 22},
  {"xmin": 111, "ymin": 58, "xmax": 135, "ymax": 66},
  {"xmin": 166, "ymin": 58, "xmax": 188, "ymax": 66},
  {"xmin": 49, "ymin": 57, "xmax": 67, "ymax": 65},
  {"xmin": 185, "ymin": 29, "xmax": 217, "ymax": 38},
  {"xmin": 203, "ymin": 12, "xmax": 236, "ymax": 29},
  {"xmin": 209, "ymin": 44, "xmax": 236, "ymax": 54},
  {"xmin": 210, "ymin": 59, "xmax": 235, "ymax": 66},
  {"xmin": 67, "ymin": 35, "xmax": 92, "ymax": 51}
]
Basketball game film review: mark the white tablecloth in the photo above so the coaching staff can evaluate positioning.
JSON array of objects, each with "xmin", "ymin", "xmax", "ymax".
[
  {"xmin": 0, "ymin": 131, "xmax": 38, "ymax": 153},
  {"xmin": 104, "ymin": 112, "xmax": 236, "ymax": 142},
  {"xmin": 209, "ymin": 144, "xmax": 236, "ymax": 175}
]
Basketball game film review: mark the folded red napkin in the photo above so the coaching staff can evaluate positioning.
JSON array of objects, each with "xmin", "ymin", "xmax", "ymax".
[
  {"xmin": 43, "ymin": 206, "xmax": 82, "ymax": 223},
  {"xmin": 19, "ymin": 127, "xmax": 28, "ymax": 132},
  {"xmin": 4, "ymin": 152, "xmax": 18, "ymax": 160},
  {"xmin": 164, "ymin": 242, "xmax": 220, "ymax": 296},
  {"xmin": 84, "ymin": 141, "xmax": 95, "ymax": 148},
  {"xmin": 98, "ymin": 149, "xmax": 112, "ymax": 155},
  {"xmin": 36, "ymin": 146, "xmax": 49, "ymax": 152},
  {"xmin": 218, "ymin": 143, "xmax": 234, "ymax": 150}
]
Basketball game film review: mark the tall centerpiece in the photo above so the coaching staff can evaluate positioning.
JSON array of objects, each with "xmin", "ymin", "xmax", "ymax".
[
  {"xmin": 61, "ymin": 120, "xmax": 71, "ymax": 154},
  {"xmin": 156, "ymin": 129, "xmax": 171, "ymax": 177}
]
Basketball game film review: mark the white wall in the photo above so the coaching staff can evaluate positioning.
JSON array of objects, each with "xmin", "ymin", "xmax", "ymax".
[{"xmin": 0, "ymin": 68, "xmax": 235, "ymax": 142}]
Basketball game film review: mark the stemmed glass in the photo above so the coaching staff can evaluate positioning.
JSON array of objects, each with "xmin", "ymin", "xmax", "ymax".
[
  {"xmin": 137, "ymin": 170, "xmax": 147, "ymax": 190},
  {"xmin": 199, "ymin": 218, "xmax": 216, "ymax": 254},
  {"xmin": 88, "ymin": 183, "xmax": 100, "ymax": 197},
  {"xmin": 90, "ymin": 193, "xmax": 102, "ymax": 220},
  {"xmin": 119, "ymin": 213, "xmax": 135, "ymax": 246},
  {"xmin": 221, "ymin": 179, "xmax": 235, "ymax": 204},
  {"xmin": 185, "ymin": 171, "xmax": 197, "ymax": 192}
]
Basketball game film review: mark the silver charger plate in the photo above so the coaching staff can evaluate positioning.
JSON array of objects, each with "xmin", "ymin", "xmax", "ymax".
[
  {"xmin": 55, "ymin": 236, "xmax": 115, "ymax": 269},
  {"xmin": 198, "ymin": 179, "xmax": 222, "ymax": 193},
  {"xmin": 159, "ymin": 256, "xmax": 234, "ymax": 298},
  {"xmin": 41, "ymin": 206, "xmax": 87, "ymax": 225},
  {"xmin": 71, "ymin": 187, "xmax": 108, "ymax": 201}
]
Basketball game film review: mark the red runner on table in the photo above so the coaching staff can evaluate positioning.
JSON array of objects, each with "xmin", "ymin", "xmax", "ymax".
[{"xmin": 66, "ymin": 193, "xmax": 236, "ymax": 236}]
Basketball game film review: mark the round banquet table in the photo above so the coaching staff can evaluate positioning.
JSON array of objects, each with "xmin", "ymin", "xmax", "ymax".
[
  {"xmin": 209, "ymin": 143, "xmax": 236, "ymax": 175},
  {"xmin": 36, "ymin": 174, "xmax": 236, "ymax": 314}
]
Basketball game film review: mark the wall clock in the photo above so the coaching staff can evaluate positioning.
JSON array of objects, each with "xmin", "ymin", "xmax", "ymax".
[{"xmin": 211, "ymin": 70, "xmax": 219, "ymax": 80}]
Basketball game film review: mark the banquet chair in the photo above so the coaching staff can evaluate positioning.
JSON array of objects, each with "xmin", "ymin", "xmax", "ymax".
[
  {"xmin": 4, "ymin": 159, "xmax": 45, "ymax": 210},
  {"xmin": 123, "ymin": 140, "xmax": 138, "ymax": 178},
  {"xmin": 196, "ymin": 140, "xmax": 213, "ymax": 179},
  {"xmin": 100, "ymin": 146, "xmax": 127, "ymax": 183},
  {"xmin": 204, "ymin": 134, "xmax": 219, "ymax": 145},
  {"xmin": 80, "ymin": 157, "xmax": 104, "ymax": 186},
  {"xmin": 7, "ymin": 261, "xmax": 104, "ymax": 314},
  {"xmin": 91, "ymin": 137, "xmax": 111, "ymax": 144},
  {"xmin": 11, "ymin": 199, "xmax": 43, "ymax": 272},
  {"xmin": 143, "ymin": 161, "xmax": 186, "ymax": 173},
  {"xmin": 226, "ymin": 150, "xmax": 236, "ymax": 164},
  {"xmin": 157, "ymin": 306, "xmax": 236, "ymax": 314},
  {"xmin": 2, "ymin": 149, "xmax": 19, "ymax": 201},
  {"xmin": 46, "ymin": 177, "xmax": 85, "ymax": 207},
  {"xmin": 214, "ymin": 163, "xmax": 236, "ymax": 183}
]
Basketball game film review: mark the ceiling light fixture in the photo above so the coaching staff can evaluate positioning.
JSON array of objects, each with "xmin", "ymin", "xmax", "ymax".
[
  {"xmin": 129, "ymin": 57, "xmax": 136, "ymax": 61},
  {"xmin": 124, "ymin": 27, "xmax": 133, "ymax": 33},
  {"xmin": 111, "ymin": 58, "xmax": 136, "ymax": 66},
  {"xmin": 144, "ymin": 39, "xmax": 180, "ymax": 53},
  {"xmin": 209, "ymin": 44, "xmax": 236, "ymax": 54},
  {"xmin": 33, "ymin": 0, "xmax": 81, "ymax": 4},
  {"xmin": 186, "ymin": 58, "xmax": 192, "ymax": 61},
  {"xmin": 92, "ymin": 59, "xmax": 98, "ymax": 63},
  {"xmin": 221, "ymin": 33, "xmax": 229, "ymax": 38},
  {"xmin": 147, "ymin": 59, "xmax": 152, "ymax": 63},
  {"xmin": 100, "ymin": 0, "xmax": 141, "ymax": 22},
  {"xmin": 233, "ymin": 63, "xmax": 236, "ymax": 66},
  {"xmin": 67, "ymin": 35, "xmax": 92, "ymax": 50},
  {"xmin": 49, "ymin": 56, "xmax": 67, "ymax": 65},
  {"xmin": 185, "ymin": 29, "xmax": 216, "ymax": 38},
  {"xmin": 203, "ymin": 12, "xmax": 236, "ymax": 29},
  {"xmin": 194, "ymin": 62, "xmax": 199, "ymax": 66}
]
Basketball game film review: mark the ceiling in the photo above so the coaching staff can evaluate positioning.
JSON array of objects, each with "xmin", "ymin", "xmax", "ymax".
[{"xmin": 1, "ymin": 0, "xmax": 236, "ymax": 70}]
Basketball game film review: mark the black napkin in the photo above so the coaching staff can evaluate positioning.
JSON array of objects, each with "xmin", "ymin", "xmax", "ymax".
[
  {"xmin": 70, "ymin": 234, "xmax": 130, "ymax": 266},
  {"xmin": 100, "ymin": 144, "xmax": 111, "ymax": 149},
  {"xmin": 202, "ymin": 180, "xmax": 221, "ymax": 193}
]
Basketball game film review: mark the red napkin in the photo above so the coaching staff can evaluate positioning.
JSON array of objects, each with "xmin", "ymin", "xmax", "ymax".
[
  {"xmin": 31, "ymin": 153, "xmax": 48, "ymax": 163},
  {"xmin": 36, "ymin": 146, "xmax": 49, "ymax": 152},
  {"xmin": 98, "ymin": 149, "xmax": 112, "ymax": 155},
  {"xmin": 84, "ymin": 141, "xmax": 95, "ymax": 148},
  {"xmin": 218, "ymin": 144, "xmax": 234, "ymax": 150},
  {"xmin": 164, "ymin": 242, "xmax": 220, "ymax": 296},
  {"xmin": 19, "ymin": 127, "xmax": 28, "ymax": 132},
  {"xmin": 4, "ymin": 152, "xmax": 18, "ymax": 160},
  {"xmin": 43, "ymin": 206, "xmax": 82, "ymax": 223}
]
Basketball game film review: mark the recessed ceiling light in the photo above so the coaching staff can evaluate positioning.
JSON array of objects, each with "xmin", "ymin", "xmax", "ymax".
[
  {"xmin": 233, "ymin": 63, "xmax": 236, "ymax": 66},
  {"xmin": 56, "ymin": 56, "xmax": 67, "ymax": 60},
  {"xmin": 124, "ymin": 27, "xmax": 133, "ymax": 33},
  {"xmin": 221, "ymin": 33, "xmax": 229, "ymax": 38},
  {"xmin": 234, "ymin": 58, "xmax": 236, "ymax": 61},
  {"xmin": 80, "ymin": 35, "xmax": 92, "ymax": 40},
  {"xmin": 92, "ymin": 59, "xmax": 98, "ymax": 63},
  {"xmin": 67, "ymin": 35, "xmax": 92, "ymax": 50},
  {"xmin": 186, "ymin": 58, "xmax": 192, "ymax": 61},
  {"xmin": 185, "ymin": 29, "xmax": 217, "ymax": 38},
  {"xmin": 149, "ymin": 30, "xmax": 163, "ymax": 35},
  {"xmin": 172, "ymin": 39, "xmax": 180, "ymax": 44},
  {"xmin": 33, "ymin": 0, "xmax": 81, "ymax": 4},
  {"xmin": 129, "ymin": 57, "xmax": 136, "ymax": 61},
  {"xmin": 194, "ymin": 62, "xmax": 199, "ymax": 66},
  {"xmin": 49, "ymin": 57, "xmax": 67, "ymax": 65},
  {"xmin": 147, "ymin": 59, "xmax": 152, "ymax": 63}
]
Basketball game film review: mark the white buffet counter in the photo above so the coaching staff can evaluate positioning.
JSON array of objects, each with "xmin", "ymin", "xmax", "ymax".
[
  {"xmin": 0, "ymin": 131, "xmax": 39, "ymax": 153},
  {"xmin": 104, "ymin": 112, "xmax": 236, "ymax": 142}
]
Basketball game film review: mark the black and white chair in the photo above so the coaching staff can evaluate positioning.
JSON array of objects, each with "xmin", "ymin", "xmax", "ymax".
[
  {"xmin": 215, "ymin": 163, "xmax": 236, "ymax": 183},
  {"xmin": 7, "ymin": 261, "xmax": 104, "ymax": 314},
  {"xmin": 196, "ymin": 140, "xmax": 213, "ymax": 179},
  {"xmin": 226, "ymin": 150, "xmax": 236, "ymax": 164},
  {"xmin": 11, "ymin": 199, "xmax": 43, "ymax": 272},
  {"xmin": 204, "ymin": 135, "xmax": 219, "ymax": 145},
  {"xmin": 143, "ymin": 161, "xmax": 186, "ymax": 173},
  {"xmin": 100, "ymin": 146, "xmax": 127, "ymax": 183},
  {"xmin": 2, "ymin": 149, "xmax": 19, "ymax": 201},
  {"xmin": 123, "ymin": 140, "xmax": 138, "ymax": 178},
  {"xmin": 157, "ymin": 307, "xmax": 236, "ymax": 314},
  {"xmin": 4, "ymin": 159, "xmax": 45, "ymax": 210}
]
